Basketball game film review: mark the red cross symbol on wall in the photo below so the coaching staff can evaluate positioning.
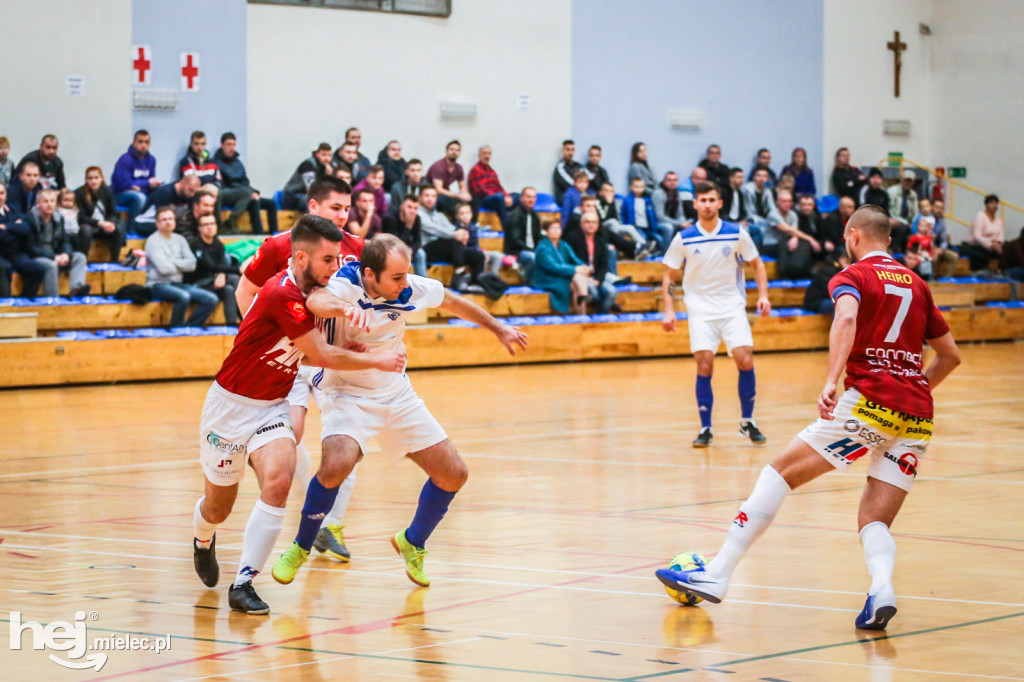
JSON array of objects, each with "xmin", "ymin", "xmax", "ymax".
[
  {"xmin": 132, "ymin": 45, "xmax": 151, "ymax": 85},
  {"xmin": 180, "ymin": 52, "xmax": 200, "ymax": 92}
]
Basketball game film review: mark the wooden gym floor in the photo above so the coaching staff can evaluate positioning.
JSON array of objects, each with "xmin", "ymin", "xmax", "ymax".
[{"xmin": 1, "ymin": 343, "xmax": 1022, "ymax": 680}]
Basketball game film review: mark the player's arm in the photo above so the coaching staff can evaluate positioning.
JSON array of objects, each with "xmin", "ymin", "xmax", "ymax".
[
  {"xmin": 290, "ymin": 328, "xmax": 405, "ymax": 373},
  {"xmin": 923, "ymin": 331, "xmax": 961, "ymax": 389},
  {"xmin": 749, "ymin": 257, "xmax": 771, "ymax": 316},
  {"xmin": 235, "ymin": 274, "xmax": 260, "ymax": 317},
  {"xmin": 436, "ymin": 290, "xmax": 528, "ymax": 356},
  {"xmin": 661, "ymin": 266, "xmax": 680, "ymax": 332},
  {"xmin": 819, "ymin": 293, "xmax": 860, "ymax": 419},
  {"xmin": 306, "ymin": 287, "xmax": 372, "ymax": 332}
]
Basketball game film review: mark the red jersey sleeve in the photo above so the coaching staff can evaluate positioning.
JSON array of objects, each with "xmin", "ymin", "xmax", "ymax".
[
  {"xmin": 266, "ymin": 285, "xmax": 316, "ymax": 341},
  {"xmin": 828, "ymin": 267, "xmax": 863, "ymax": 304},
  {"xmin": 244, "ymin": 237, "xmax": 288, "ymax": 286}
]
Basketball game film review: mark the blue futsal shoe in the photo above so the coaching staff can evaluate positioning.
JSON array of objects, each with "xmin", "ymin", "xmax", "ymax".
[
  {"xmin": 655, "ymin": 566, "xmax": 728, "ymax": 604},
  {"xmin": 855, "ymin": 584, "xmax": 897, "ymax": 630}
]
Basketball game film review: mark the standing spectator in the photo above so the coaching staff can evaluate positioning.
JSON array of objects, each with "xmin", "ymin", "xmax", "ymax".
[
  {"xmin": 24, "ymin": 189, "xmax": 89, "ymax": 297},
  {"xmin": 780, "ymin": 147, "xmax": 816, "ymax": 198},
  {"xmin": 376, "ymin": 140, "xmax": 406, "ymax": 192},
  {"xmin": 333, "ymin": 127, "xmax": 370, "ymax": 184},
  {"xmin": 963, "ymin": 194, "xmax": 1005, "ymax": 271},
  {"xmin": 627, "ymin": 142, "xmax": 656, "ymax": 196},
  {"xmin": 859, "ymin": 168, "xmax": 889, "ymax": 209},
  {"xmin": 427, "ymin": 140, "xmax": 472, "ymax": 214},
  {"xmin": 503, "ymin": 187, "xmax": 543, "ymax": 282},
  {"xmin": 454, "ymin": 202, "xmax": 502, "ymax": 275},
  {"xmin": 175, "ymin": 190, "xmax": 218, "ymax": 242},
  {"xmin": 560, "ymin": 171, "xmax": 593, "ymax": 227},
  {"xmin": 930, "ymin": 199, "xmax": 959, "ymax": 278},
  {"xmin": 747, "ymin": 148, "xmax": 778, "ymax": 188},
  {"xmin": 75, "ymin": 166, "xmax": 125, "ymax": 263},
  {"xmin": 186, "ymin": 213, "xmax": 240, "ymax": 325},
  {"xmin": 0, "ymin": 136, "xmax": 14, "ymax": 188},
  {"xmin": 741, "ymin": 167, "xmax": 784, "ymax": 247},
  {"xmin": 565, "ymin": 211, "xmax": 618, "ymax": 314},
  {"xmin": 177, "ymin": 131, "xmax": 221, "ymax": 185},
  {"xmin": 698, "ymin": 144, "xmax": 731, "ymax": 192},
  {"xmin": 352, "ymin": 165, "xmax": 388, "ymax": 218},
  {"xmin": 552, "ymin": 139, "xmax": 583, "ymax": 205},
  {"xmin": 7, "ymin": 161, "xmax": 42, "ymax": 215},
  {"xmin": 652, "ymin": 171, "xmax": 689, "ymax": 235},
  {"xmin": 111, "ymin": 130, "xmax": 160, "ymax": 221},
  {"xmin": 390, "ymin": 158, "xmax": 426, "ymax": 213},
  {"xmin": 282, "ymin": 143, "xmax": 333, "ymax": 210},
  {"xmin": 348, "ymin": 189, "xmax": 382, "ymax": 239},
  {"xmin": 585, "ymin": 145, "xmax": 611, "ymax": 194},
  {"xmin": 145, "ymin": 206, "xmax": 218, "ymax": 327},
  {"xmin": 418, "ymin": 186, "xmax": 484, "ymax": 288},
  {"xmin": 621, "ymin": 177, "xmax": 670, "ymax": 254},
  {"xmin": 213, "ymin": 132, "xmax": 278, "ymax": 235},
  {"xmin": 719, "ymin": 167, "xmax": 749, "ymax": 225},
  {"xmin": 382, "ymin": 194, "xmax": 426, "ymax": 276},
  {"xmin": 0, "ymin": 183, "xmax": 48, "ymax": 298},
  {"xmin": 467, "ymin": 145, "xmax": 514, "ymax": 228},
  {"xmin": 532, "ymin": 220, "xmax": 591, "ymax": 314},
  {"xmin": 886, "ymin": 170, "xmax": 917, "ymax": 253},
  {"xmin": 831, "ymin": 147, "xmax": 864, "ymax": 201},
  {"xmin": 819, "ymin": 196, "xmax": 855, "ymax": 258},
  {"xmin": 16, "ymin": 134, "xmax": 65, "ymax": 190}
]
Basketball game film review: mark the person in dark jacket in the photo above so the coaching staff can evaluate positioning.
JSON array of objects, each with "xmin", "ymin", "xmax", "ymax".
[
  {"xmin": 213, "ymin": 132, "xmax": 278, "ymax": 234},
  {"xmin": 176, "ymin": 131, "xmax": 221, "ymax": 185},
  {"xmin": 382, "ymin": 194, "xmax": 426, "ymax": 276},
  {"xmin": 0, "ymin": 184, "xmax": 48, "ymax": 297},
  {"xmin": 584, "ymin": 145, "xmax": 611, "ymax": 194},
  {"xmin": 111, "ymin": 130, "xmax": 160, "ymax": 221},
  {"xmin": 332, "ymin": 127, "xmax": 371, "ymax": 185},
  {"xmin": 23, "ymin": 189, "xmax": 89, "ymax": 297},
  {"xmin": 803, "ymin": 249, "xmax": 850, "ymax": 316},
  {"xmin": 502, "ymin": 187, "xmax": 543, "ymax": 284},
  {"xmin": 133, "ymin": 176, "xmax": 200, "ymax": 236},
  {"xmin": 16, "ymin": 135, "xmax": 65, "ymax": 190},
  {"xmin": 7, "ymin": 162, "xmax": 42, "ymax": 215},
  {"xmin": 282, "ymin": 143, "xmax": 332, "ymax": 210},
  {"xmin": 377, "ymin": 140, "xmax": 407, "ymax": 192},
  {"xmin": 831, "ymin": 147, "xmax": 864, "ymax": 202},
  {"xmin": 858, "ymin": 168, "xmax": 889, "ymax": 210},
  {"xmin": 551, "ymin": 140, "xmax": 583, "ymax": 206},
  {"xmin": 565, "ymin": 210, "xmax": 618, "ymax": 313},
  {"xmin": 185, "ymin": 213, "xmax": 240, "ymax": 324},
  {"xmin": 75, "ymin": 167, "xmax": 125, "ymax": 263}
]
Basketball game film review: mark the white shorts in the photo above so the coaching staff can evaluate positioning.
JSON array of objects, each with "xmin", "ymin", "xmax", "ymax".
[
  {"xmin": 797, "ymin": 388, "xmax": 932, "ymax": 492},
  {"xmin": 287, "ymin": 365, "xmax": 323, "ymax": 410},
  {"xmin": 319, "ymin": 380, "xmax": 448, "ymax": 459},
  {"xmin": 199, "ymin": 382, "xmax": 296, "ymax": 486},
  {"xmin": 688, "ymin": 314, "xmax": 753, "ymax": 354}
]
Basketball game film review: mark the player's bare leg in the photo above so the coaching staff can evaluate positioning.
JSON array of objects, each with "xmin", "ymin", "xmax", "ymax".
[
  {"xmin": 731, "ymin": 345, "xmax": 764, "ymax": 444},
  {"xmin": 392, "ymin": 439, "xmax": 469, "ymax": 586},
  {"xmin": 192, "ymin": 478, "xmax": 238, "ymax": 588},
  {"xmin": 693, "ymin": 350, "xmax": 715, "ymax": 447},
  {"xmin": 855, "ymin": 476, "xmax": 908, "ymax": 630}
]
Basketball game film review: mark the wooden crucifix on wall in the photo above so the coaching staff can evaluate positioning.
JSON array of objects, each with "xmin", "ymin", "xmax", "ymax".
[{"xmin": 888, "ymin": 30, "xmax": 907, "ymax": 97}]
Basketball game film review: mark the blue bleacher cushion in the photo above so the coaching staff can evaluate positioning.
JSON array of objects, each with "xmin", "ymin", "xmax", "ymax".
[
  {"xmin": 447, "ymin": 319, "xmax": 478, "ymax": 328},
  {"xmin": 534, "ymin": 193, "xmax": 560, "ymax": 213},
  {"xmin": 273, "ymin": 191, "xmax": 283, "ymax": 210},
  {"xmin": 816, "ymin": 195, "xmax": 839, "ymax": 214},
  {"xmin": 478, "ymin": 230, "xmax": 502, "ymax": 239}
]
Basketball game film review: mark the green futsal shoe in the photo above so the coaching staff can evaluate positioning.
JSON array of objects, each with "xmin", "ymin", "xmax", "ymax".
[
  {"xmin": 391, "ymin": 529, "xmax": 430, "ymax": 587},
  {"xmin": 271, "ymin": 542, "xmax": 309, "ymax": 585}
]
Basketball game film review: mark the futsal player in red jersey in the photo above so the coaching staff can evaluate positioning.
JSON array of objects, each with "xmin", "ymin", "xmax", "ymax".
[
  {"xmin": 191, "ymin": 215, "xmax": 405, "ymax": 615},
  {"xmin": 657, "ymin": 204, "xmax": 962, "ymax": 630}
]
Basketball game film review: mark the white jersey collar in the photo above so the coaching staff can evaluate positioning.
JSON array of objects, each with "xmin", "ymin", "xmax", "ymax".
[{"xmin": 697, "ymin": 218, "xmax": 722, "ymax": 237}]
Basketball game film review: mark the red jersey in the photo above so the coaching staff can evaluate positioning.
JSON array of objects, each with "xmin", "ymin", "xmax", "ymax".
[
  {"xmin": 243, "ymin": 230, "xmax": 365, "ymax": 287},
  {"xmin": 828, "ymin": 251, "xmax": 950, "ymax": 418},
  {"xmin": 215, "ymin": 269, "xmax": 317, "ymax": 401}
]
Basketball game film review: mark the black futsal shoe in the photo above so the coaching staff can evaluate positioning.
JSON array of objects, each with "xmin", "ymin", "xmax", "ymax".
[
  {"xmin": 692, "ymin": 428, "xmax": 713, "ymax": 448},
  {"xmin": 739, "ymin": 421, "xmax": 767, "ymax": 444},
  {"xmin": 193, "ymin": 535, "xmax": 219, "ymax": 588},
  {"xmin": 228, "ymin": 580, "xmax": 270, "ymax": 615}
]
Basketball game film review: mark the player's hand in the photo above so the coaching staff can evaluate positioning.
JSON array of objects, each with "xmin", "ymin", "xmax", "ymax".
[
  {"xmin": 341, "ymin": 304, "xmax": 371, "ymax": 332},
  {"xmin": 371, "ymin": 350, "xmax": 406, "ymax": 372},
  {"xmin": 818, "ymin": 381, "xmax": 838, "ymax": 419},
  {"xmin": 495, "ymin": 324, "xmax": 528, "ymax": 356},
  {"xmin": 757, "ymin": 296, "xmax": 771, "ymax": 317},
  {"xmin": 342, "ymin": 341, "xmax": 368, "ymax": 353},
  {"xmin": 662, "ymin": 312, "xmax": 676, "ymax": 332}
]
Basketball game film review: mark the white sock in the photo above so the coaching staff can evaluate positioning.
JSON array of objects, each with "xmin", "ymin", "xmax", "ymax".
[
  {"xmin": 323, "ymin": 463, "xmax": 358, "ymax": 528},
  {"xmin": 290, "ymin": 442, "xmax": 312, "ymax": 501},
  {"xmin": 706, "ymin": 465, "xmax": 790, "ymax": 579},
  {"xmin": 234, "ymin": 499, "xmax": 286, "ymax": 587},
  {"xmin": 860, "ymin": 521, "xmax": 896, "ymax": 594},
  {"xmin": 193, "ymin": 497, "xmax": 218, "ymax": 549}
]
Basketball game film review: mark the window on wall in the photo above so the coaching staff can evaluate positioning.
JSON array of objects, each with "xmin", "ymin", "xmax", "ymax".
[{"xmin": 249, "ymin": 0, "xmax": 450, "ymax": 17}]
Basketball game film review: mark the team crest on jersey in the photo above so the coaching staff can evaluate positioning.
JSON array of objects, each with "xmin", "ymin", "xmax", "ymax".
[
  {"xmin": 251, "ymin": 250, "xmax": 262, "ymax": 263},
  {"xmin": 387, "ymin": 312, "xmax": 400, "ymax": 321},
  {"xmin": 289, "ymin": 301, "xmax": 308, "ymax": 321},
  {"xmin": 721, "ymin": 245, "xmax": 731, "ymax": 256}
]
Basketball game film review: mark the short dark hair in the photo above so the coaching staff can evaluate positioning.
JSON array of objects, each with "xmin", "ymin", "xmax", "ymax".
[
  {"xmin": 730, "ymin": 167, "xmax": 744, "ymax": 175},
  {"xmin": 221, "ymin": 131, "xmax": 236, "ymax": 144},
  {"xmin": 521, "ymin": 185, "xmax": 537, "ymax": 194},
  {"xmin": 315, "ymin": 142, "xmax": 332, "ymax": 153},
  {"xmin": 589, "ymin": 144, "xmax": 601, "ymax": 153},
  {"xmin": 849, "ymin": 203, "xmax": 892, "ymax": 240},
  {"xmin": 362, "ymin": 233, "xmax": 411, "ymax": 279},
  {"xmin": 402, "ymin": 194, "xmax": 420, "ymax": 204},
  {"xmin": 291, "ymin": 214, "xmax": 343, "ymax": 256},
  {"xmin": 369, "ymin": 164, "xmax": 384, "ymax": 175},
  {"xmin": 835, "ymin": 146, "xmax": 849, "ymax": 158},
  {"xmin": 562, "ymin": 139, "xmax": 575, "ymax": 147},
  {"xmin": 867, "ymin": 167, "xmax": 883, "ymax": 178},
  {"xmin": 453, "ymin": 201, "xmax": 472, "ymax": 214},
  {"xmin": 41, "ymin": 134, "xmax": 57, "ymax": 145},
  {"xmin": 421, "ymin": 185, "xmax": 437, "ymax": 195},
  {"xmin": 407, "ymin": 158, "xmax": 422, "ymax": 167},
  {"xmin": 446, "ymin": 139, "xmax": 461, "ymax": 149},
  {"xmin": 344, "ymin": 127, "xmax": 359, "ymax": 139},
  {"xmin": 756, "ymin": 147, "xmax": 769, "ymax": 156},
  {"xmin": 985, "ymin": 194, "xmax": 999, "ymax": 204},
  {"xmin": 580, "ymin": 195, "xmax": 597, "ymax": 205},
  {"xmin": 133, "ymin": 129, "xmax": 150, "ymax": 140},
  {"xmin": 307, "ymin": 176, "xmax": 352, "ymax": 204},
  {"xmin": 707, "ymin": 144, "xmax": 720, "ymax": 153},
  {"xmin": 753, "ymin": 165, "xmax": 770, "ymax": 176},
  {"xmin": 155, "ymin": 205, "xmax": 176, "ymax": 220},
  {"xmin": 356, "ymin": 189, "xmax": 375, "ymax": 200},
  {"xmin": 190, "ymin": 130, "xmax": 205, "ymax": 142},
  {"xmin": 20, "ymin": 160, "xmax": 39, "ymax": 173},
  {"xmin": 693, "ymin": 181, "xmax": 720, "ymax": 197},
  {"xmin": 193, "ymin": 189, "xmax": 215, "ymax": 204}
]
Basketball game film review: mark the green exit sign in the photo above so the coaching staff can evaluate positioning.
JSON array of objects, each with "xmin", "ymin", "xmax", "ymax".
[
  {"xmin": 888, "ymin": 151, "xmax": 903, "ymax": 167},
  {"xmin": 948, "ymin": 167, "xmax": 967, "ymax": 178}
]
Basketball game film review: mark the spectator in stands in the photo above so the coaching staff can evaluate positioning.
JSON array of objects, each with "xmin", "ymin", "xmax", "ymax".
[
  {"xmin": 859, "ymin": 168, "xmax": 888, "ymax": 209},
  {"xmin": 454, "ymin": 202, "xmax": 502, "ymax": 275},
  {"xmin": 75, "ymin": 166, "xmax": 124, "ymax": 264},
  {"xmin": 468, "ymin": 145, "xmax": 514, "ymax": 228},
  {"xmin": 773, "ymin": 190, "xmax": 819, "ymax": 279},
  {"xmin": 377, "ymin": 140, "xmax": 406, "ymax": 192},
  {"xmin": 803, "ymin": 249, "xmax": 851, "ymax": 316},
  {"xmin": 186, "ymin": 213, "xmax": 240, "ymax": 325},
  {"xmin": 0, "ymin": 183, "xmax": 48, "ymax": 298},
  {"xmin": 282, "ymin": 142, "xmax": 332, "ymax": 210},
  {"xmin": 352, "ymin": 165, "xmax": 388, "ymax": 218},
  {"xmin": 177, "ymin": 131, "xmax": 221, "ymax": 185},
  {"xmin": 565, "ymin": 210, "xmax": 619, "ymax": 314},
  {"xmin": 24, "ymin": 189, "xmax": 89, "ymax": 297},
  {"xmin": 382, "ymin": 194, "xmax": 426, "ymax": 276},
  {"xmin": 906, "ymin": 215, "xmax": 936, "ymax": 279},
  {"xmin": 796, "ymin": 194, "xmax": 823, "ymax": 251},
  {"xmin": 334, "ymin": 127, "xmax": 370, "ymax": 184},
  {"xmin": 532, "ymin": 220, "xmax": 591, "ymax": 314},
  {"xmin": 747, "ymin": 149, "xmax": 778, "ymax": 189},
  {"xmin": 145, "ymin": 206, "xmax": 217, "ymax": 327},
  {"xmin": 418, "ymin": 186, "xmax": 484, "ymax": 289},
  {"xmin": 963, "ymin": 194, "xmax": 1005, "ymax": 272},
  {"xmin": 779, "ymin": 147, "xmax": 816, "ymax": 198},
  {"xmin": 596, "ymin": 182, "xmax": 651, "ymax": 256},
  {"xmin": 8, "ymin": 161, "xmax": 42, "ymax": 215},
  {"xmin": 332, "ymin": 142, "xmax": 360, "ymax": 182},
  {"xmin": 390, "ymin": 158, "xmax": 425, "ymax": 214},
  {"xmin": 16, "ymin": 134, "xmax": 65, "ymax": 190},
  {"xmin": 622, "ymin": 177, "xmax": 670, "ymax": 254},
  {"xmin": 560, "ymin": 171, "xmax": 593, "ymax": 227},
  {"xmin": 427, "ymin": 140, "xmax": 473, "ymax": 214},
  {"xmin": 819, "ymin": 195, "xmax": 855, "ymax": 258},
  {"xmin": 213, "ymin": 132, "xmax": 278, "ymax": 235},
  {"xmin": 503, "ymin": 186, "xmax": 543, "ymax": 283},
  {"xmin": 334, "ymin": 166, "xmax": 352, "ymax": 185},
  {"xmin": 652, "ymin": 171, "xmax": 689, "ymax": 235},
  {"xmin": 175, "ymin": 188, "xmax": 218, "ymax": 242},
  {"xmin": 999, "ymin": 227, "xmax": 1024, "ymax": 282},
  {"xmin": 0, "ymin": 137, "xmax": 14, "ymax": 188},
  {"xmin": 720, "ymin": 167, "xmax": 748, "ymax": 225},
  {"xmin": 831, "ymin": 147, "xmax": 864, "ymax": 201},
  {"xmin": 111, "ymin": 130, "xmax": 160, "ymax": 222},
  {"xmin": 930, "ymin": 199, "xmax": 959, "ymax": 278},
  {"xmin": 585, "ymin": 145, "xmax": 611, "ymax": 194},
  {"xmin": 348, "ymin": 189, "xmax": 382, "ymax": 239},
  {"xmin": 627, "ymin": 142, "xmax": 656, "ymax": 196},
  {"xmin": 564, "ymin": 193, "xmax": 597, "ymax": 237},
  {"xmin": 552, "ymin": 139, "xmax": 583, "ymax": 206},
  {"xmin": 698, "ymin": 144, "xmax": 731, "ymax": 192},
  {"xmin": 911, "ymin": 197, "xmax": 932, "ymax": 234},
  {"xmin": 886, "ymin": 170, "xmax": 917, "ymax": 253},
  {"xmin": 741, "ymin": 167, "xmax": 784, "ymax": 246},
  {"xmin": 57, "ymin": 188, "xmax": 84, "ymax": 256}
]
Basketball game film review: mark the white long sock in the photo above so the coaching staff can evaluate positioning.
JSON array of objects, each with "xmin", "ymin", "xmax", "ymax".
[
  {"xmin": 291, "ymin": 442, "xmax": 312, "ymax": 501},
  {"xmin": 234, "ymin": 499, "xmax": 286, "ymax": 587},
  {"xmin": 193, "ymin": 497, "xmax": 218, "ymax": 549},
  {"xmin": 323, "ymin": 464, "xmax": 358, "ymax": 528},
  {"xmin": 706, "ymin": 465, "xmax": 791, "ymax": 579},
  {"xmin": 860, "ymin": 521, "xmax": 896, "ymax": 594}
]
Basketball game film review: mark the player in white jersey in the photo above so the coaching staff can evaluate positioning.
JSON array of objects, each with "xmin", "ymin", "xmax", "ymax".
[
  {"xmin": 272, "ymin": 234, "xmax": 528, "ymax": 587},
  {"xmin": 661, "ymin": 181, "xmax": 771, "ymax": 448}
]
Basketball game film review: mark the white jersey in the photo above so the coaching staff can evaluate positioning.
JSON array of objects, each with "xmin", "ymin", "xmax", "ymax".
[
  {"xmin": 314, "ymin": 262, "xmax": 445, "ymax": 398},
  {"xmin": 662, "ymin": 219, "xmax": 759, "ymax": 320}
]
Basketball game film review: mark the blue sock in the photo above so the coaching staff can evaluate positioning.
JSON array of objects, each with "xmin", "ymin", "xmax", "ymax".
[
  {"xmin": 696, "ymin": 374, "xmax": 713, "ymax": 429},
  {"xmin": 294, "ymin": 476, "xmax": 338, "ymax": 551},
  {"xmin": 405, "ymin": 479, "xmax": 457, "ymax": 549},
  {"xmin": 739, "ymin": 368, "xmax": 756, "ymax": 420}
]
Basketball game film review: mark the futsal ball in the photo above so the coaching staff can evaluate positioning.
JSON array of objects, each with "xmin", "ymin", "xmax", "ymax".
[{"xmin": 663, "ymin": 552, "xmax": 707, "ymax": 605}]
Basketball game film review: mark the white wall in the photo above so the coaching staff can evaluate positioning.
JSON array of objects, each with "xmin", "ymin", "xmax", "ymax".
[
  {"xmin": 0, "ymin": 0, "xmax": 132, "ymax": 188},
  {"xmin": 246, "ymin": 1, "xmax": 572, "ymax": 195}
]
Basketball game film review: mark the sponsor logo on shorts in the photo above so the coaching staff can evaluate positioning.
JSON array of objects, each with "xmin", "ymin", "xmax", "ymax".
[
  {"xmin": 733, "ymin": 511, "xmax": 748, "ymax": 528},
  {"xmin": 823, "ymin": 438, "xmax": 869, "ymax": 463},
  {"xmin": 254, "ymin": 421, "xmax": 289, "ymax": 436},
  {"xmin": 904, "ymin": 423, "xmax": 933, "ymax": 440},
  {"xmin": 206, "ymin": 432, "xmax": 244, "ymax": 454},
  {"xmin": 844, "ymin": 420, "xmax": 860, "ymax": 433},
  {"xmin": 884, "ymin": 451, "xmax": 919, "ymax": 477}
]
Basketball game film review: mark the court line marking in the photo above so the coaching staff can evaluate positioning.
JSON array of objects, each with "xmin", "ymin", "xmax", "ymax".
[
  {"xmin": 773, "ymin": 656, "xmax": 1024, "ymax": 680},
  {"xmin": 0, "ymin": 617, "xmax": 249, "ymax": 646},
  {"xmin": 0, "ymin": 458, "xmax": 195, "ymax": 480}
]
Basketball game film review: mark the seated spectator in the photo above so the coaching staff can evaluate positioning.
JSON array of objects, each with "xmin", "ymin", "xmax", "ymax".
[
  {"xmin": 382, "ymin": 194, "xmax": 426, "ymax": 276},
  {"xmin": 565, "ymin": 193, "xmax": 635, "ymax": 274},
  {"xmin": 532, "ymin": 220, "xmax": 591, "ymax": 314},
  {"xmin": 886, "ymin": 170, "xmax": 917, "ymax": 253},
  {"xmin": 652, "ymin": 171, "xmax": 688, "ymax": 236},
  {"xmin": 719, "ymin": 167, "xmax": 749, "ymax": 225},
  {"xmin": 859, "ymin": 167, "xmax": 888, "ymax": 209},
  {"xmin": 186, "ymin": 213, "xmax": 240, "ymax": 325},
  {"xmin": 453, "ymin": 202, "xmax": 502, "ymax": 275},
  {"xmin": 16, "ymin": 134, "xmax": 65, "ymax": 190},
  {"xmin": 747, "ymin": 148, "xmax": 778, "ymax": 188},
  {"xmin": 627, "ymin": 142, "xmax": 656, "ymax": 196},
  {"xmin": 831, "ymin": 146, "xmax": 864, "ymax": 202},
  {"xmin": 282, "ymin": 142, "xmax": 332, "ymax": 210},
  {"xmin": 57, "ymin": 188, "xmax": 85, "ymax": 256},
  {"xmin": 819, "ymin": 196, "xmax": 856, "ymax": 258},
  {"xmin": 418, "ymin": 186, "xmax": 484, "ymax": 289},
  {"xmin": 585, "ymin": 145, "xmax": 611, "ymax": 194},
  {"xmin": 795, "ymin": 193, "xmax": 823, "ymax": 250},
  {"xmin": 906, "ymin": 216, "xmax": 936, "ymax": 279},
  {"xmin": 803, "ymin": 249, "xmax": 851, "ymax": 316},
  {"xmin": 8, "ymin": 161, "xmax": 42, "ymax": 215},
  {"xmin": 597, "ymin": 182, "xmax": 653, "ymax": 257},
  {"xmin": 352, "ymin": 165, "xmax": 388, "ymax": 218},
  {"xmin": 930, "ymin": 199, "xmax": 959, "ymax": 278},
  {"xmin": 23, "ymin": 189, "xmax": 89, "ymax": 297},
  {"xmin": 999, "ymin": 227, "xmax": 1024, "ymax": 282},
  {"xmin": 145, "ymin": 206, "xmax": 218, "ymax": 327},
  {"xmin": 621, "ymin": 177, "xmax": 671, "ymax": 254},
  {"xmin": 698, "ymin": 144, "xmax": 731, "ymax": 192},
  {"xmin": 377, "ymin": 140, "xmax": 406, "ymax": 192},
  {"xmin": 348, "ymin": 189, "xmax": 382, "ymax": 239},
  {"xmin": 565, "ymin": 210, "xmax": 618, "ymax": 314},
  {"xmin": 741, "ymin": 167, "xmax": 785, "ymax": 246},
  {"xmin": 0, "ymin": 183, "xmax": 47, "ymax": 298},
  {"xmin": 962, "ymin": 194, "xmax": 1005, "ymax": 272},
  {"xmin": 175, "ymin": 190, "xmax": 218, "ymax": 242},
  {"xmin": 467, "ymin": 145, "xmax": 514, "ymax": 228},
  {"xmin": 775, "ymin": 172, "xmax": 796, "ymax": 200},
  {"xmin": 213, "ymin": 132, "xmax": 278, "ymax": 235},
  {"xmin": 111, "ymin": 129, "xmax": 160, "ymax": 221},
  {"xmin": 780, "ymin": 147, "xmax": 816, "ymax": 198},
  {"xmin": 390, "ymin": 158, "xmax": 426, "ymax": 214},
  {"xmin": 552, "ymin": 139, "xmax": 583, "ymax": 206},
  {"xmin": 0, "ymin": 136, "xmax": 13, "ymax": 188},
  {"xmin": 911, "ymin": 197, "xmax": 932, "ymax": 234},
  {"xmin": 133, "ymin": 175, "xmax": 201, "ymax": 236},
  {"xmin": 331, "ymin": 142, "xmax": 360, "ymax": 183},
  {"xmin": 334, "ymin": 166, "xmax": 352, "ymax": 185},
  {"xmin": 773, "ymin": 190, "xmax": 820, "ymax": 279},
  {"xmin": 427, "ymin": 140, "xmax": 472, "ymax": 214},
  {"xmin": 75, "ymin": 166, "xmax": 125, "ymax": 263},
  {"xmin": 560, "ymin": 170, "xmax": 593, "ymax": 227},
  {"xmin": 503, "ymin": 187, "xmax": 543, "ymax": 283},
  {"xmin": 177, "ymin": 131, "xmax": 221, "ymax": 185},
  {"xmin": 333, "ymin": 127, "xmax": 370, "ymax": 185}
]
